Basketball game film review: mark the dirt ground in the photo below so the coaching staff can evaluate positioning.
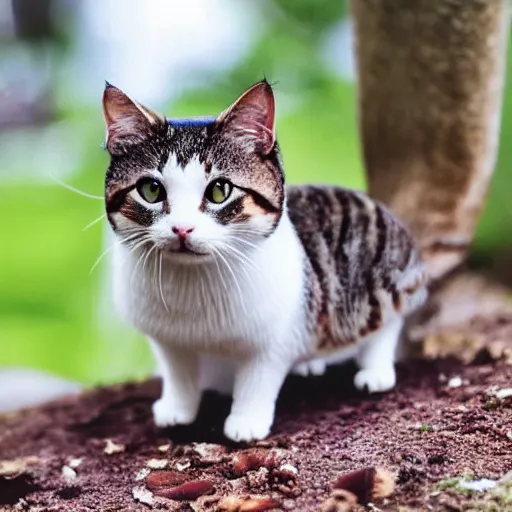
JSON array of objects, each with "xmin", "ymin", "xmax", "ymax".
[{"xmin": 0, "ymin": 315, "xmax": 511, "ymax": 511}]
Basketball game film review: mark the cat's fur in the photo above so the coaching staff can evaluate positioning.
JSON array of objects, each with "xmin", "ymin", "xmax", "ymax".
[{"xmin": 103, "ymin": 80, "xmax": 427, "ymax": 442}]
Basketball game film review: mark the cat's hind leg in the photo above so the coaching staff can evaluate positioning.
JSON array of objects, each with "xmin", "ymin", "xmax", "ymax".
[
  {"xmin": 291, "ymin": 358, "xmax": 327, "ymax": 377},
  {"xmin": 353, "ymin": 316, "xmax": 403, "ymax": 393}
]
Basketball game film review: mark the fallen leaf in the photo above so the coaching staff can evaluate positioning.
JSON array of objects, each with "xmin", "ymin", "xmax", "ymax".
[
  {"xmin": 145, "ymin": 470, "xmax": 188, "ymax": 491},
  {"xmin": 156, "ymin": 479, "xmax": 214, "ymax": 501}
]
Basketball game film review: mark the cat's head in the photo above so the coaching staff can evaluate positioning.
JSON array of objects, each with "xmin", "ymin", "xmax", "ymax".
[{"xmin": 103, "ymin": 80, "xmax": 285, "ymax": 264}]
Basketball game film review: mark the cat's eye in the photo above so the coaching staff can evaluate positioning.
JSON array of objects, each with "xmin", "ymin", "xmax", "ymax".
[
  {"xmin": 136, "ymin": 178, "xmax": 166, "ymax": 204},
  {"xmin": 205, "ymin": 180, "xmax": 233, "ymax": 204}
]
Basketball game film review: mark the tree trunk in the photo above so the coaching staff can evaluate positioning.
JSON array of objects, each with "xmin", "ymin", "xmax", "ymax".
[{"xmin": 349, "ymin": 0, "xmax": 510, "ymax": 281}]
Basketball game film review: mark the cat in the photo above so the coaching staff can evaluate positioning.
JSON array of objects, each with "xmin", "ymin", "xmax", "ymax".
[{"xmin": 102, "ymin": 80, "xmax": 428, "ymax": 442}]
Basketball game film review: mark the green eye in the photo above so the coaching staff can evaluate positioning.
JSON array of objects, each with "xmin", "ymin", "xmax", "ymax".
[
  {"xmin": 205, "ymin": 180, "xmax": 233, "ymax": 204},
  {"xmin": 136, "ymin": 178, "xmax": 166, "ymax": 204}
]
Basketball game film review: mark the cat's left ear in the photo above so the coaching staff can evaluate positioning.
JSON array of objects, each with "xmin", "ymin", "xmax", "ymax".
[
  {"xmin": 216, "ymin": 80, "xmax": 275, "ymax": 155},
  {"xmin": 102, "ymin": 83, "xmax": 165, "ymax": 154}
]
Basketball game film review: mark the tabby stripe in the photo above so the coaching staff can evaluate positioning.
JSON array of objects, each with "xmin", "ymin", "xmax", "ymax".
[
  {"xmin": 120, "ymin": 197, "xmax": 155, "ymax": 227},
  {"xmin": 213, "ymin": 196, "xmax": 245, "ymax": 224},
  {"xmin": 322, "ymin": 191, "xmax": 336, "ymax": 249},
  {"xmin": 350, "ymin": 193, "xmax": 371, "ymax": 264},
  {"xmin": 372, "ymin": 204, "xmax": 387, "ymax": 266},
  {"xmin": 238, "ymin": 186, "xmax": 281, "ymax": 214},
  {"xmin": 106, "ymin": 184, "xmax": 136, "ymax": 213},
  {"xmin": 366, "ymin": 277, "xmax": 382, "ymax": 332},
  {"xmin": 333, "ymin": 189, "xmax": 351, "ymax": 267}
]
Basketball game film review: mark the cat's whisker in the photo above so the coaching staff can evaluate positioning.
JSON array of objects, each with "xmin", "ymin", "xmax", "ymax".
[
  {"xmin": 216, "ymin": 241, "xmax": 260, "ymax": 273},
  {"xmin": 158, "ymin": 252, "xmax": 171, "ymax": 315},
  {"xmin": 49, "ymin": 172, "xmax": 104, "ymax": 200},
  {"xmin": 142, "ymin": 243, "xmax": 158, "ymax": 272},
  {"xmin": 89, "ymin": 246, "xmax": 113, "ymax": 275},
  {"xmin": 118, "ymin": 231, "xmax": 148, "ymax": 247},
  {"xmin": 82, "ymin": 213, "xmax": 107, "ymax": 231},
  {"xmin": 89, "ymin": 232, "xmax": 145, "ymax": 275},
  {"xmin": 217, "ymin": 243, "xmax": 255, "ymax": 277},
  {"xmin": 231, "ymin": 239, "xmax": 261, "ymax": 252},
  {"xmin": 126, "ymin": 236, "xmax": 151, "ymax": 260},
  {"xmin": 130, "ymin": 242, "xmax": 153, "ymax": 289},
  {"xmin": 211, "ymin": 246, "xmax": 246, "ymax": 315},
  {"xmin": 218, "ymin": 242, "xmax": 281, "ymax": 299},
  {"xmin": 89, "ymin": 230, "xmax": 149, "ymax": 275},
  {"xmin": 126, "ymin": 236, "xmax": 151, "ymax": 252},
  {"xmin": 219, "ymin": 249, "xmax": 265, "ymax": 295},
  {"xmin": 209, "ymin": 246, "xmax": 231, "ymax": 304},
  {"xmin": 196, "ymin": 265, "xmax": 212, "ymax": 313}
]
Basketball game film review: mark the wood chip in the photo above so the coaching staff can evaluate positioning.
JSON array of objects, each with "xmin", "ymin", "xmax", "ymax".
[
  {"xmin": 67, "ymin": 457, "xmax": 83, "ymax": 469},
  {"xmin": 146, "ymin": 458, "xmax": 169, "ymax": 470},
  {"xmin": 104, "ymin": 439, "xmax": 125, "ymax": 455},
  {"xmin": 216, "ymin": 495, "xmax": 278, "ymax": 511},
  {"xmin": 61, "ymin": 465, "xmax": 77, "ymax": 481},
  {"xmin": 157, "ymin": 443, "xmax": 172, "ymax": 453},
  {"xmin": 135, "ymin": 468, "xmax": 151, "ymax": 481},
  {"xmin": 132, "ymin": 486, "xmax": 154, "ymax": 506}
]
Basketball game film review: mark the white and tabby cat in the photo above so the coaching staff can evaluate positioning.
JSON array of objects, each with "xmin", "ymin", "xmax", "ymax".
[{"xmin": 102, "ymin": 81, "xmax": 427, "ymax": 442}]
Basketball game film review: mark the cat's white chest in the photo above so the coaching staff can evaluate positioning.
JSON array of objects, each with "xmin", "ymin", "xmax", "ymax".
[{"xmin": 111, "ymin": 218, "xmax": 308, "ymax": 358}]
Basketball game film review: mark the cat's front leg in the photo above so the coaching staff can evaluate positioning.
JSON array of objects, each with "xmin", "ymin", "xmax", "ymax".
[
  {"xmin": 150, "ymin": 340, "xmax": 202, "ymax": 427},
  {"xmin": 224, "ymin": 356, "xmax": 290, "ymax": 442}
]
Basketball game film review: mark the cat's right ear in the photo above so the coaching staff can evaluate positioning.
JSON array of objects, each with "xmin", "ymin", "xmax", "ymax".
[
  {"xmin": 216, "ymin": 80, "xmax": 275, "ymax": 155},
  {"xmin": 102, "ymin": 83, "xmax": 165, "ymax": 154}
]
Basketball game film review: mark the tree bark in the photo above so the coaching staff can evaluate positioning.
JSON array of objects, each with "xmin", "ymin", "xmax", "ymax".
[{"xmin": 349, "ymin": 0, "xmax": 510, "ymax": 281}]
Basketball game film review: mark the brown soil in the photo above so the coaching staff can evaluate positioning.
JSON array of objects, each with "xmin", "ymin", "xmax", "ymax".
[{"xmin": 1, "ymin": 318, "xmax": 511, "ymax": 511}]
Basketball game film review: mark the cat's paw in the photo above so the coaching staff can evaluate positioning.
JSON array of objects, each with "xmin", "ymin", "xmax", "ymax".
[
  {"xmin": 224, "ymin": 411, "xmax": 273, "ymax": 442},
  {"xmin": 292, "ymin": 359, "xmax": 326, "ymax": 377},
  {"xmin": 152, "ymin": 397, "xmax": 198, "ymax": 427},
  {"xmin": 353, "ymin": 367, "xmax": 396, "ymax": 393}
]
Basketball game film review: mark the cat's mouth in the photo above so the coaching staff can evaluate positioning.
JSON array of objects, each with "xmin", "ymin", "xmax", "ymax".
[
  {"xmin": 171, "ymin": 246, "xmax": 206, "ymax": 256},
  {"xmin": 164, "ymin": 240, "xmax": 210, "ymax": 259}
]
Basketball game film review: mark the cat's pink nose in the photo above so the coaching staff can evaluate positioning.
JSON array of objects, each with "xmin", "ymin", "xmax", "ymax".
[{"xmin": 172, "ymin": 226, "xmax": 195, "ymax": 239}]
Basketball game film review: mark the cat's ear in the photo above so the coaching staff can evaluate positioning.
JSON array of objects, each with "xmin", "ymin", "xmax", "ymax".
[
  {"xmin": 102, "ymin": 83, "xmax": 165, "ymax": 154},
  {"xmin": 216, "ymin": 80, "xmax": 275, "ymax": 155}
]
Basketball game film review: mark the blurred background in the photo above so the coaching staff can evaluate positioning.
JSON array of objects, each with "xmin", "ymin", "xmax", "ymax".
[{"xmin": 0, "ymin": 0, "xmax": 511, "ymax": 395}]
